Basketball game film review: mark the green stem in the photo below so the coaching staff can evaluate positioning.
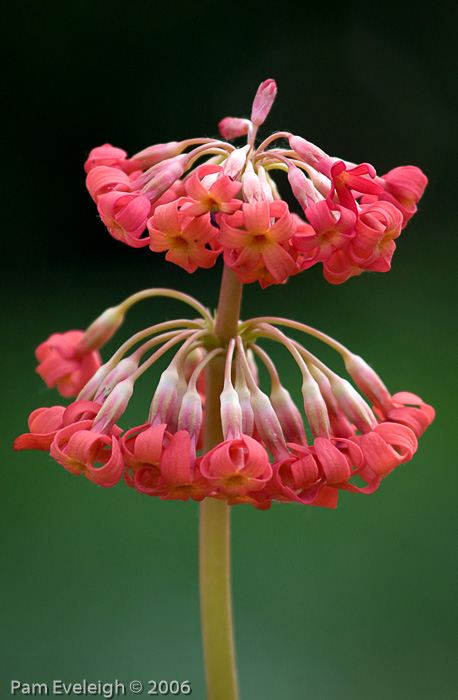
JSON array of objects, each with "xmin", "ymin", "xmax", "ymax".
[{"xmin": 199, "ymin": 265, "xmax": 243, "ymax": 700}]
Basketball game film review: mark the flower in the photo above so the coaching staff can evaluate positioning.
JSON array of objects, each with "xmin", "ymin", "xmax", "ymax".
[
  {"xmin": 148, "ymin": 199, "xmax": 220, "ymax": 273},
  {"xmin": 200, "ymin": 435, "xmax": 272, "ymax": 496},
  {"xmin": 220, "ymin": 201, "xmax": 297, "ymax": 284},
  {"xmin": 35, "ymin": 331, "xmax": 102, "ymax": 397}
]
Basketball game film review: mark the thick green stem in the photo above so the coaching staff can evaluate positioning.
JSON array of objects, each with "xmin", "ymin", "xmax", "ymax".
[{"xmin": 199, "ymin": 265, "xmax": 243, "ymax": 700}]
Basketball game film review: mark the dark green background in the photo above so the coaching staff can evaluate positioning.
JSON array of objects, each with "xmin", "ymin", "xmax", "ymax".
[{"xmin": 3, "ymin": 2, "xmax": 457, "ymax": 699}]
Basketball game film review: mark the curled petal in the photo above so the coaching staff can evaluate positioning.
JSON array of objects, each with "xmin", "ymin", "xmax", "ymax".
[
  {"xmin": 360, "ymin": 422, "xmax": 417, "ymax": 476},
  {"xmin": 35, "ymin": 331, "xmax": 102, "ymax": 398},
  {"xmin": 14, "ymin": 406, "xmax": 66, "ymax": 451},
  {"xmin": 84, "ymin": 144, "xmax": 128, "ymax": 174},
  {"xmin": 385, "ymin": 392, "xmax": 435, "ymax": 437},
  {"xmin": 50, "ymin": 422, "xmax": 124, "ymax": 487},
  {"xmin": 86, "ymin": 165, "xmax": 132, "ymax": 202},
  {"xmin": 97, "ymin": 192, "xmax": 151, "ymax": 248},
  {"xmin": 200, "ymin": 435, "xmax": 272, "ymax": 496}
]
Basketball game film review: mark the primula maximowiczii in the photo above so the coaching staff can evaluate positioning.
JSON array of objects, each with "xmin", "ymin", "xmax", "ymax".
[{"xmin": 15, "ymin": 79, "xmax": 434, "ymax": 700}]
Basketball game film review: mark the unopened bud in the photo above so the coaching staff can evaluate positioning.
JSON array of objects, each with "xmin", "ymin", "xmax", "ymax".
[
  {"xmin": 242, "ymin": 161, "xmax": 262, "ymax": 202},
  {"xmin": 178, "ymin": 385, "xmax": 203, "ymax": 445},
  {"xmin": 94, "ymin": 356, "xmax": 139, "ymax": 401},
  {"xmin": 127, "ymin": 142, "xmax": 183, "ymax": 172},
  {"xmin": 92, "ymin": 377, "xmax": 134, "ymax": 433},
  {"xmin": 220, "ymin": 386, "xmax": 243, "ymax": 441},
  {"xmin": 251, "ymin": 79, "xmax": 277, "ymax": 127},
  {"xmin": 344, "ymin": 353, "xmax": 392, "ymax": 413},
  {"xmin": 287, "ymin": 164, "xmax": 316, "ymax": 212},
  {"xmin": 250, "ymin": 386, "xmax": 288, "ymax": 459},
  {"xmin": 289, "ymin": 135, "xmax": 326, "ymax": 167},
  {"xmin": 218, "ymin": 117, "xmax": 251, "ymax": 140},
  {"xmin": 149, "ymin": 365, "xmax": 180, "ymax": 426},
  {"xmin": 270, "ymin": 383, "xmax": 307, "ymax": 445},
  {"xmin": 138, "ymin": 155, "xmax": 188, "ymax": 200},
  {"xmin": 78, "ymin": 306, "xmax": 125, "ymax": 354},
  {"xmin": 222, "ymin": 145, "xmax": 250, "ymax": 180},
  {"xmin": 301, "ymin": 374, "xmax": 331, "ymax": 439},
  {"xmin": 328, "ymin": 374, "xmax": 377, "ymax": 433}
]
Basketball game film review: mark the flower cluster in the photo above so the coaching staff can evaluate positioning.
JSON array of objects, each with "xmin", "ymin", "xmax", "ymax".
[
  {"xmin": 14, "ymin": 290, "xmax": 434, "ymax": 509},
  {"xmin": 85, "ymin": 80, "xmax": 427, "ymax": 286}
]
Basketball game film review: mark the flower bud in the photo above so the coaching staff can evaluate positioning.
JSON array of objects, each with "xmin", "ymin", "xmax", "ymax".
[
  {"xmin": 218, "ymin": 117, "xmax": 251, "ymax": 140},
  {"xmin": 127, "ymin": 142, "xmax": 183, "ymax": 172},
  {"xmin": 222, "ymin": 145, "xmax": 250, "ymax": 180},
  {"xmin": 301, "ymin": 373, "xmax": 331, "ymax": 438},
  {"xmin": 220, "ymin": 385, "xmax": 243, "ymax": 441},
  {"xmin": 344, "ymin": 353, "xmax": 392, "ymax": 413},
  {"xmin": 270, "ymin": 383, "xmax": 307, "ymax": 445},
  {"xmin": 149, "ymin": 365, "xmax": 180, "ymax": 426},
  {"xmin": 177, "ymin": 384, "xmax": 203, "ymax": 445},
  {"xmin": 78, "ymin": 306, "xmax": 125, "ymax": 353},
  {"xmin": 92, "ymin": 377, "xmax": 135, "ymax": 433},
  {"xmin": 251, "ymin": 79, "xmax": 277, "ymax": 127},
  {"xmin": 328, "ymin": 374, "xmax": 377, "ymax": 433}
]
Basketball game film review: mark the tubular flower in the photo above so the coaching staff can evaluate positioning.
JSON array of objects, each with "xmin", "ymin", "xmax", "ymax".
[
  {"xmin": 181, "ymin": 164, "xmax": 242, "ymax": 216},
  {"xmin": 35, "ymin": 331, "xmax": 102, "ymax": 397},
  {"xmin": 13, "ymin": 406, "xmax": 66, "ymax": 451},
  {"xmin": 220, "ymin": 201, "xmax": 297, "ymax": 284},
  {"xmin": 147, "ymin": 199, "xmax": 220, "ymax": 273},
  {"xmin": 97, "ymin": 191, "xmax": 152, "ymax": 248},
  {"xmin": 83, "ymin": 79, "xmax": 426, "ymax": 286},
  {"xmin": 200, "ymin": 435, "xmax": 272, "ymax": 496}
]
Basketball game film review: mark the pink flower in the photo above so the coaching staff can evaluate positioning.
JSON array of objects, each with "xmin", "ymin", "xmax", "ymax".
[
  {"xmin": 86, "ymin": 165, "xmax": 132, "ymax": 202},
  {"xmin": 292, "ymin": 200, "xmax": 356, "ymax": 263},
  {"xmin": 13, "ymin": 406, "xmax": 66, "ymax": 451},
  {"xmin": 358, "ymin": 422, "xmax": 418, "ymax": 478},
  {"xmin": 220, "ymin": 201, "xmax": 297, "ymax": 284},
  {"xmin": 121, "ymin": 423, "xmax": 169, "ymax": 489},
  {"xmin": 200, "ymin": 434, "xmax": 272, "ymax": 496},
  {"xmin": 322, "ymin": 248, "xmax": 364, "ymax": 285},
  {"xmin": 158, "ymin": 431, "xmax": 211, "ymax": 502},
  {"xmin": 350, "ymin": 200, "xmax": 403, "ymax": 272},
  {"xmin": 377, "ymin": 392, "xmax": 435, "ymax": 438},
  {"xmin": 182, "ymin": 164, "xmax": 242, "ymax": 216},
  {"xmin": 147, "ymin": 199, "xmax": 220, "ymax": 273},
  {"xmin": 327, "ymin": 161, "xmax": 383, "ymax": 213},
  {"xmin": 97, "ymin": 191, "xmax": 152, "ymax": 248},
  {"xmin": 84, "ymin": 144, "xmax": 128, "ymax": 174},
  {"xmin": 378, "ymin": 166, "xmax": 428, "ymax": 227},
  {"xmin": 50, "ymin": 420, "xmax": 124, "ymax": 487},
  {"xmin": 35, "ymin": 331, "xmax": 102, "ymax": 397}
]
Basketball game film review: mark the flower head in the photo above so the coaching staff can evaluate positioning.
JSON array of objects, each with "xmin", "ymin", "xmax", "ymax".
[{"xmin": 84, "ymin": 79, "xmax": 426, "ymax": 286}]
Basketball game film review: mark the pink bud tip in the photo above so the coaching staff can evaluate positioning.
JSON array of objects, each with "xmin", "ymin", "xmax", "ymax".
[
  {"xmin": 251, "ymin": 79, "xmax": 277, "ymax": 127},
  {"xmin": 218, "ymin": 117, "xmax": 251, "ymax": 140}
]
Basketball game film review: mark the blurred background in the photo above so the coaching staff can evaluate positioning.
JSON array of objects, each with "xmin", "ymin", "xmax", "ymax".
[{"xmin": 2, "ymin": 2, "xmax": 457, "ymax": 698}]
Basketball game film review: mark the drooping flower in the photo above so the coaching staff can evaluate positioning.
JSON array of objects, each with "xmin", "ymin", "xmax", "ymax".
[
  {"xmin": 35, "ymin": 331, "xmax": 102, "ymax": 397},
  {"xmin": 200, "ymin": 434, "xmax": 272, "ymax": 496},
  {"xmin": 97, "ymin": 191, "xmax": 152, "ymax": 248},
  {"xmin": 13, "ymin": 405, "xmax": 66, "ymax": 451}
]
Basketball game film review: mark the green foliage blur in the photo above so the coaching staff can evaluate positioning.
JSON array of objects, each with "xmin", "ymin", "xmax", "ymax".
[{"xmin": 3, "ymin": 2, "xmax": 457, "ymax": 698}]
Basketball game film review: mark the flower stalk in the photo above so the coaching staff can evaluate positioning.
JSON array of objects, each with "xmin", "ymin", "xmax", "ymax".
[{"xmin": 199, "ymin": 265, "xmax": 243, "ymax": 700}]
